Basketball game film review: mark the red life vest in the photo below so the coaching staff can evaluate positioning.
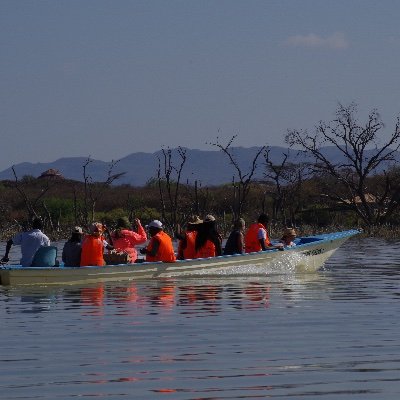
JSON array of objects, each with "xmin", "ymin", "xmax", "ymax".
[
  {"xmin": 244, "ymin": 223, "xmax": 271, "ymax": 253},
  {"xmin": 80, "ymin": 235, "xmax": 105, "ymax": 266},
  {"xmin": 146, "ymin": 231, "xmax": 176, "ymax": 263},
  {"xmin": 182, "ymin": 231, "xmax": 197, "ymax": 259},
  {"xmin": 195, "ymin": 239, "xmax": 216, "ymax": 258}
]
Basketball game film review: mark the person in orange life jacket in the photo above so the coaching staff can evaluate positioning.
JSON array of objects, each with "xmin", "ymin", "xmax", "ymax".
[
  {"xmin": 140, "ymin": 220, "xmax": 176, "ymax": 263},
  {"xmin": 110, "ymin": 217, "xmax": 147, "ymax": 263},
  {"xmin": 244, "ymin": 214, "xmax": 283, "ymax": 253},
  {"xmin": 80, "ymin": 222, "xmax": 114, "ymax": 267},
  {"xmin": 194, "ymin": 214, "xmax": 222, "ymax": 258},
  {"xmin": 176, "ymin": 215, "xmax": 203, "ymax": 260}
]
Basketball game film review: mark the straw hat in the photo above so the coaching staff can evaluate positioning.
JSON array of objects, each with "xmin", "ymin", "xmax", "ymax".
[
  {"xmin": 187, "ymin": 215, "xmax": 203, "ymax": 225},
  {"xmin": 282, "ymin": 227, "xmax": 297, "ymax": 237},
  {"xmin": 73, "ymin": 226, "xmax": 83, "ymax": 234},
  {"xmin": 204, "ymin": 214, "xmax": 216, "ymax": 222}
]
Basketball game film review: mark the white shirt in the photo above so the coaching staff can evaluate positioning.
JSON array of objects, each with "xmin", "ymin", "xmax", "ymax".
[
  {"xmin": 257, "ymin": 227, "xmax": 267, "ymax": 240},
  {"xmin": 13, "ymin": 229, "xmax": 51, "ymax": 267}
]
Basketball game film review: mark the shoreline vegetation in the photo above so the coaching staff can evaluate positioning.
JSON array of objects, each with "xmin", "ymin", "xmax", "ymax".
[
  {"xmin": 0, "ymin": 168, "xmax": 393, "ymax": 242},
  {"xmin": 3, "ymin": 103, "xmax": 400, "ymax": 240},
  {"xmin": 1, "ymin": 222, "xmax": 397, "ymax": 243}
]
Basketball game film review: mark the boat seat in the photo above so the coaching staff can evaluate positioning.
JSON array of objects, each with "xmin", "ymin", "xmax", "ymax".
[
  {"xmin": 297, "ymin": 237, "xmax": 322, "ymax": 245},
  {"xmin": 31, "ymin": 246, "xmax": 58, "ymax": 267}
]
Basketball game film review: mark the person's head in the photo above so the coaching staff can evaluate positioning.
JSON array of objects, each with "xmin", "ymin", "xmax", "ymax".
[
  {"xmin": 88, "ymin": 222, "xmax": 104, "ymax": 237},
  {"xmin": 146, "ymin": 220, "xmax": 163, "ymax": 237},
  {"xmin": 70, "ymin": 226, "xmax": 83, "ymax": 242},
  {"xmin": 281, "ymin": 227, "xmax": 297, "ymax": 243},
  {"xmin": 204, "ymin": 214, "xmax": 216, "ymax": 223},
  {"xmin": 233, "ymin": 218, "xmax": 245, "ymax": 232},
  {"xmin": 257, "ymin": 213, "xmax": 269, "ymax": 227},
  {"xmin": 116, "ymin": 217, "xmax": 130, "ymax": 230},
  {"xmin": 32, "ymin": 218, "xmax": 43, "ymax": 230}
]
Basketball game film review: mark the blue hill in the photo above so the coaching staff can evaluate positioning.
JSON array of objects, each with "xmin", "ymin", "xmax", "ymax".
[{"xmin": 0, "ymin": 146, "xmax": 398, "ymax": 186}]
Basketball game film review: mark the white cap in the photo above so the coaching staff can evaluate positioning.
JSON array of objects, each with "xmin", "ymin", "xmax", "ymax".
[{"xmin": 146, "ymin": 220, "xmax": 163, "ymax": 229}]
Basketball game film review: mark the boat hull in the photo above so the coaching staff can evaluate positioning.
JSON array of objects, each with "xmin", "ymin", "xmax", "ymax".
[{"xmin": 0, "ymin": 230, "xmax": 358, "ymax": 286}]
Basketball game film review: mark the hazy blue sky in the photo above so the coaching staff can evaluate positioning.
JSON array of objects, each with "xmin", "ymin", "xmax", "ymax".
[{"xmin": 2, "ymin": 0, "xmax": 400, "ymax": 170}]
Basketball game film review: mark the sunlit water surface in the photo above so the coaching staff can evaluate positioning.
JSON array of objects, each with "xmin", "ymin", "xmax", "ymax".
[{"xmin": 1, "ymin": 237, "xmax": 400, "ymax": 399}]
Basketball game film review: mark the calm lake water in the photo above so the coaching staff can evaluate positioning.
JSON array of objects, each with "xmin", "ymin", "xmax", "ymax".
[{"xmin": 1, "ymin": 236, "xmax": 400, "ymax": 399}]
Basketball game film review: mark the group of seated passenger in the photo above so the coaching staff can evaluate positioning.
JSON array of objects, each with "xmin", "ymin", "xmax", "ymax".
[
  {"xmin": 177, "ymin": 213, "xmax": 297, "ymax": 260},
  {"xmin": 1, "ymin": 214, "xmax": 297, "ymax": 267},
  {"xmin": 65, "ymin": 218, "xmax": 148, "ymax": 267}
]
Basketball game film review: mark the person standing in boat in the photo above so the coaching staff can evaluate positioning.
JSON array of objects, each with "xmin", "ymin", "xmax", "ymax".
[
  {"xmin": 80, "ymin": 222, "xmax": 113, "ymax": 266},
  {"xmin": 223, "ymin": 218, "xmax": 246, "ymax": 255},
  {"xmin": 110, "ymin": 217, "xmax": 147, "ymax": 263},
  {"xmin": 62, "ymin": 226, "xmax": 83, "ymax": 267},
  {"xmin": 140, "ymin": 220, "xmax": 176, "ymax": 263},
  {"xmin": 194, "ymin": 214, "xmax": 223, "ymax": 258},
  {"xmin": 244, "ymin": 214, "xmax": 283, "ymax": 253},
  {"xmin": 176, "ymin": 215, "xmax": 203, "ymax": 260},
  {"xmin": 1, "ymin": 218, "xmax": 50, "ymax": 267}
]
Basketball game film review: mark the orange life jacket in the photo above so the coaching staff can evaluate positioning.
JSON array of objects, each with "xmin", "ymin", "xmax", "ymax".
[
  {"xmin": 195, "ymin": 239, "xmax": 216, "ymax": 258},
  {"xmin": 182, "ymin": 231, "xmax": 197, "ymax": 259},
  {"xmin": 146, "ymin": 231, "xmax": 176, "ymax": 263},
  {"xmin": 244, "ymin": 223, "xmax": 271, "ymax": 253},
  {"xmin": 80, "ymin": 235, "xmax": 105, "ymax": 266}
]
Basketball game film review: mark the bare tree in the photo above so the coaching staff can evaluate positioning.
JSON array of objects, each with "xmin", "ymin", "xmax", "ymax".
[
  {"xmin": 263, "ymin": 148, "xmax": 307, "ymax": 226},
  {"xmin": 209, "ymin": 135, "xmax": 265, "ymax": 219},
  {"xmin": 285, "ymin": 103, "xmax": 400, "ymax": 227},
  {"xmin": 156, "ymin": 147, "xmax": 187, "ymax": 232},
  {"xmin": 11, "ymin": 166, "xmax": 54, "ymax": 224},
  {"xmin": 80, "ymin": 157, "xmax": 126, "ymax": 226}
]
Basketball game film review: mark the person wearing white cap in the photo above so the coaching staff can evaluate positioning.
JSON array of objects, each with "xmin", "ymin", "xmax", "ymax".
[{"xmin": 140, "ymin": 220, "xmax": 176, "ymax": 263}]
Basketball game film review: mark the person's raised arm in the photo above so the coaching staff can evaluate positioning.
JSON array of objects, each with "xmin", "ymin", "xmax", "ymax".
[{"xmin": 132, "ymin": 218, "xmax": 147, "ymax": 243}]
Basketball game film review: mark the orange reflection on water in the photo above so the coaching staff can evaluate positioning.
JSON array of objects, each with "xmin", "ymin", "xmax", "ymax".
[
  {"xmin": 80, "ymin": 284, "xmax": 105, "ymax": 315},
  {"xmin": 76, "ymin": 280, "xmax": 273, "ymax": 314}
]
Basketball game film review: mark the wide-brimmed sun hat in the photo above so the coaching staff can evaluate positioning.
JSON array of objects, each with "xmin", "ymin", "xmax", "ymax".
[
  {"xmin": 282, "ymin": 227, "xmax": 297, "ymax": 237},
  {"xmin": 187, "ymin": 215, "xmax": 203, "ymax": 225},
  {"xmin": 73, "ymin": 226, "xmax": 83, "ymax": 234}
]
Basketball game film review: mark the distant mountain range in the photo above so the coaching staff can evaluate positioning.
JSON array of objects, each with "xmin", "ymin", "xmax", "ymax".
[{"xmin": 0, "ymin": 146, "xmax": 398, "ymax": 186}]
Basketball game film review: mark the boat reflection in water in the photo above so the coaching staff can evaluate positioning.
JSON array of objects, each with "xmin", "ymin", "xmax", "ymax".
[{"xmin": 5, "ymin": 275, "xmax": 311, "ymax": 316}]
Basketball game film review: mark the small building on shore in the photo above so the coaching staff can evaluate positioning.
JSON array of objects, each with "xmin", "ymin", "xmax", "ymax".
[{"xmin": 38, "ymin": 169, "xmax": 65, "ymax": 180}]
